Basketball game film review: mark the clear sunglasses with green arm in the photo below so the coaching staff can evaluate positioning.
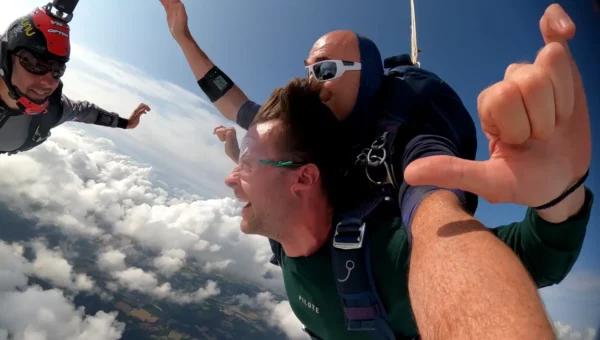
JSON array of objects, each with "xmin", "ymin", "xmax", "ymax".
[{"xmin": 258, "ymin": 160, "xmax": 306, "ymax": 168}]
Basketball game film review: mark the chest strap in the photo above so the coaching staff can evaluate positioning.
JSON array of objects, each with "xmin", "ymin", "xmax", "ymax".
[
  {"xmin": 328, "ymin": 118, "xmax": 407, "ymax": 340},
  {"xmin": 331, "ymin": 192, "xmax": 396, "ymax": 340}
]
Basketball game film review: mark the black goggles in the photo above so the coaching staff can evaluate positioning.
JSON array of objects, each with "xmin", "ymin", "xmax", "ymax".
[{"xmin": 15, "ymin": 49, "xmax": 67, "ymax": 79}]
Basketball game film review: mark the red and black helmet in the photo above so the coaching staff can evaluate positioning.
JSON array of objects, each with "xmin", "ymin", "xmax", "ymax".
[{"xmin": 0, "ymin": 5, "xmax": 71, "ymax": 114}]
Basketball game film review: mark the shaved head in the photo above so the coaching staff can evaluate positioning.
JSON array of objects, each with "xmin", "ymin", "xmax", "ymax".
[
  {"xmin": 304, "ymin": 30, "xmax": 362, "ymax": 121},
  {"xmin": 305, "ymin": 30, "xmax": 360, "ymax": 66}
]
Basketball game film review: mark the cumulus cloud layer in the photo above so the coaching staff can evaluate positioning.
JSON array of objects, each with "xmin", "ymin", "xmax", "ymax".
[
  {"xmin": 235, "ymin": 292, "xmax": 306, "ymax": 340},
  {"xmin": 0, "ymin": 241, "xmax": 125, "ymax": 340},
  {"xmin": 0, "ymin": 126, "xmax": 282, "ymax": 289},
  {"xmin": 0, "ymin": 126, "xmax": 297, "ymax": 336}
]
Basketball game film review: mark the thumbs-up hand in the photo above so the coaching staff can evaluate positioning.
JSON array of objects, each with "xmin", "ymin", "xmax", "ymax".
[{"xmin": 404, "ymin": 4, "xmax": 590, "ymax": 210}]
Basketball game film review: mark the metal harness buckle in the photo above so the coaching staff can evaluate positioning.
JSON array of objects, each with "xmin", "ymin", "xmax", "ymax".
[{"xmin": 333, "ymin": 218, "xmax": 366, "ymax": 250}]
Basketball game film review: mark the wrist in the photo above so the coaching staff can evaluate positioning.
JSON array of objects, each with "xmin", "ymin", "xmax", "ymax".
[
  {"xmin": 174, "ymin": 30, "xmax": 194, "ymax": 46},
  {"xmin": 117, "ymin": 117, "xmax": 129, "ymax": 129},
  {"xmin": 536, "ymin": 186, "xmax": 586, "ymax": 223}
]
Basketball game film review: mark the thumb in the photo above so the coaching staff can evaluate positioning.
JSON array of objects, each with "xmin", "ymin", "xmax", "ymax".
[
  {"xmin": 539, "ymin": 4, "xmax": 575, "ymax": 51},
  {"xmin": 404, "ymin": 155, "xmax": 499, "ymax": 202}
]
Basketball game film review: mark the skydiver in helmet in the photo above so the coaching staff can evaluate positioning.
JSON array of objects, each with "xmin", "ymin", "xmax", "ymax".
[{"xmin": 0, "ymin": 3, "xmax": 151, "ymax": 155}]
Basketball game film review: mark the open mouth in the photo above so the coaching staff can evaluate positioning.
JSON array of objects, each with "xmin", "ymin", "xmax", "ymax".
[{"xmin": 243, "ymin": 202, "xmax": 252, "ymax": 209}]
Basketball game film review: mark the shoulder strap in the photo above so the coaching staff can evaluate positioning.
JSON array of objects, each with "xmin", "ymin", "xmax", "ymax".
[
  {"xmin": 331, "ymin": 192, "xmax": 396, "ymax": 340},
  {"xmin": 330, "ymin": 72, "xmax": 432, "ymax": 339},
  {"xmin": 330, "ymin": 115, "xmax": 406, "ymax": 340}
]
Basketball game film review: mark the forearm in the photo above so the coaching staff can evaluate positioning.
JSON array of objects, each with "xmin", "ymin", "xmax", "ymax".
[
  {"xmin": 408, "ymin": 190, "xmax": 554, "ymax": 340},
  {"xmin": 176, "ymin": 35, "xmax": 249, "ymax": 122},
  {"xmin": 62, "ymin": 97, "xmax": 126, "ymax": 128}
]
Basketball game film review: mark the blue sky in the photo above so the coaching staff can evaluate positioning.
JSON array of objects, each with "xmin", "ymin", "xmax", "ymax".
[{"xmin": 5, "ymin": 0, "xmax": 600, "ymax": 335}]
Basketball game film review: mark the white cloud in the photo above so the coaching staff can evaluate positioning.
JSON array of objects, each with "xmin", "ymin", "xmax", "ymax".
[
  {"xmin": 0, "ymin": 126, "xmax": 284, "ymax": 293},
  {"xmin": 153, "ymin": 248, "xmax": 187, "ymax": 277},
  {"xmin": 235, "ymin": 292, "xmax": 307, "ymax": 340},
  {"xmin": 554, "ymin": 321, "xmax": 597, "ymax": 340},
  {"xmin": 203, "ymin": 259, "xmax": 234, "ymax": 273},
  {"xmin": 97, "ymin": 249, "xmax": 127, "ymax": 272},
  {"xmin": 0, "ymin": 125, "xmax": 294, "ymax": 337},
  {"xmin": 0, "ymin": 286, "xmax": 124, "ymax": 340},
  {"xmin": 31, "ymin": 240, "xmax": 95, "ymax": 292},
  {"xmin": 111, "ymin": 267, "xmax": 220, "ymax": 304},
  {"xmin": 0, "ymin": 241, "xmax": 125, "ymax": 340}
]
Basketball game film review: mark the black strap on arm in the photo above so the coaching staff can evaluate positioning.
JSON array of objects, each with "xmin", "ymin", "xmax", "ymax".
[{"xmin": 197, "ymin": 65, "xmax": 235, "ymax": 103}]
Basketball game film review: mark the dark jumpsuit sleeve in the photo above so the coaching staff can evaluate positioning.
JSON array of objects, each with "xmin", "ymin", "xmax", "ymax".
[
  {"xmin": 390, "ymin": 66, "xmax": 479, "ymax": 240},
  {"xmin": 60, "ymin": 95, "xmax": 127, "ymax": 128},
  {"xmin": 489, "ymin": 187, "xmax": 594, "ymax": 288},
  {"xmin": 236, "ymin": 100, "xmax": 262, "ymax": 130}
]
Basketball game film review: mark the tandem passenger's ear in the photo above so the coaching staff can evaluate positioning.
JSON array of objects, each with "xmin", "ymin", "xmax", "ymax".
[{"xmin": 290, "ymin": 163, "xmax": 321, "ymax": 196}]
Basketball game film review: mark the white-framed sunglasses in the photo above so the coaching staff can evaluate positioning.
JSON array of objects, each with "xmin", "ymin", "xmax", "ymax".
[{"xmin": 305, "ymin": 60, "xmax": 361, "ymax": 82}]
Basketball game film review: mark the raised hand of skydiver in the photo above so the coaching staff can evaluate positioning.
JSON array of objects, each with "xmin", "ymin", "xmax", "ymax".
[
  {"xmin": 213, "ymin": 125, "xmax": 240, "ymax": 164},
  {"xmin": 159, "ymin": 0, "xmax": 190, "ymax": 42},
  {"xmin": 405, "ymin": 4, "xmax": 590, "ymax": 214},
  {"xmin": 127, "ymin": 103, "xmax": 151, "ymax": 129}
]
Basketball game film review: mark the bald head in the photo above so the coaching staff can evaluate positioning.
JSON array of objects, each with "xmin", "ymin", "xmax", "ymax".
[
  {"xmin": 305, "ymin": 30, "xmax": 360, "ymax": 66},
  {"xmin": 304, "ymin": 30, "xmax": 362, "ymax": 121}
]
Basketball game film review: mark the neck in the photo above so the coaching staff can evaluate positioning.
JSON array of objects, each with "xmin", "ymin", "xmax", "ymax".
[
  {"xmin": 279, "ymin": 198, "xmax": 332, "ymax": 258},
  {"xmin": 0, "ymin": 78, "xmax": 17, "ymax": 109}
]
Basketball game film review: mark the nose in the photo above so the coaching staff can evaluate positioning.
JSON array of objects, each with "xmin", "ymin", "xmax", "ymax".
[
  {"xmin": 38, "ymin": 72, "xmax": 58, "ymax": 88},
  {"xmin": 225, "ymin": 166, "xmax": 241, "ymax": 189}
]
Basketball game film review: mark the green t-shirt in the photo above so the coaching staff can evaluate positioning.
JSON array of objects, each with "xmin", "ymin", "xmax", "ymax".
[{"xmin": 279, "ymin": 188, "xmax": 594, "ymax": 339}]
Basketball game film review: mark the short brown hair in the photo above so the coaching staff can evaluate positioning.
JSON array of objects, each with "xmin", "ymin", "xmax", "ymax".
[{"xmin": 252, "ymin": 77, "xmax": 342, "ymax": 197}]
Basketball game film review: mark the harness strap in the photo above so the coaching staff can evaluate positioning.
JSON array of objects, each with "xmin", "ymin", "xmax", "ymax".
[
  {"xmin": 332, "ymin": 193, "xmax": 395, "ymax": 340},
  {"xmin": 328, "ymin": 116, "xmax": 407, "ymax": 340}
]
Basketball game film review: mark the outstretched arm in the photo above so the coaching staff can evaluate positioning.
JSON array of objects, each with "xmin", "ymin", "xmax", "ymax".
[
  {"xmin": 60, "ymin": 95, "xmax": 127, "ymax": 128},
  {"xmin": 160, "ymin": 0, "xmax": 260, "ymax": 129},
  {"xmin": 61, "ymin": 96, "xmax": 150, "ymax": 130}
]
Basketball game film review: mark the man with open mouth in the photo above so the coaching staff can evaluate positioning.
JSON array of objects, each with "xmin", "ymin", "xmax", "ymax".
[{"xmin": 163, "ymin": 0, "xmax": 592, "ymax": 338}]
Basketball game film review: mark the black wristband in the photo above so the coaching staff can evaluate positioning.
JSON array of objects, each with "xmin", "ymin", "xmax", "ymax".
[
  {"xmin": 117, "ymin": 117, "xmax": 128, "ymax": 129},
  {"xmin": 94, "ymin": 109, "xmax": 118, "ymax": 127},
  {"xmin": 197, "ymin": 65, "xmax": 234, "ymax": 102},
  {"xmin": 533, "ymin": 169, "xmax": 590, "ymax": 210}
]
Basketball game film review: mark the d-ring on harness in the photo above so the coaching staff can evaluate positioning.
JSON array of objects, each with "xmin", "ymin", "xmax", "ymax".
[{"xmin": 355, "ymin": 131, "xmax": 398, "ymax": 187}]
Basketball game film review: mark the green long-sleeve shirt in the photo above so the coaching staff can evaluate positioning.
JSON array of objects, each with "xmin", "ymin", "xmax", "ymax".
[{"xmin": 279, "ymin": 187, "xmax": 594, "ymax": 339}]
